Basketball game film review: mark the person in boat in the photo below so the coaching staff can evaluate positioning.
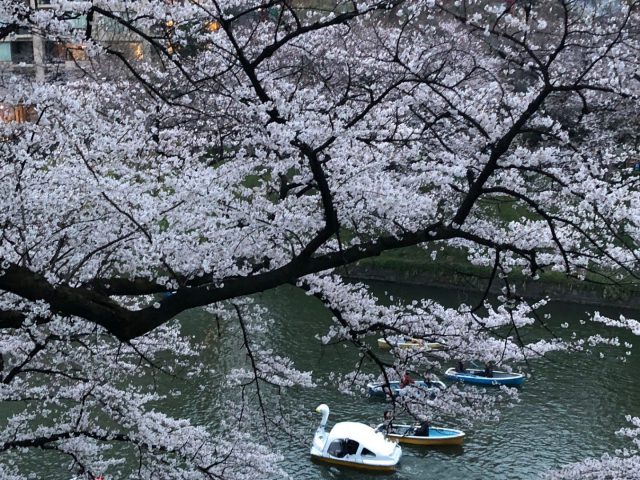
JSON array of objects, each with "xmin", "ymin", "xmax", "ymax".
[
  {"xmin": 483, "ymin": 362, "xmax": 494, "ymax": 378},
  {"xmin": 456, "ymin": 360, "xmax": 466, "ymax": 373},
  {"xmin": 345, "ymin": 439, "xmax": 359, "ymax": 455},
  {"xmin": 400, "ymin": 371, "xmax": 415, "ymax": 388},
  {"xmin": 424, "ymin": 372, "xmax": 433, "ymax": 388},
  {"xmin": 413, "ymin": 419, "xmax": 430, "ymax": 437},
  {"xmin": 382, "ymin": 409, "xmax": 395, "ymax": 433}
]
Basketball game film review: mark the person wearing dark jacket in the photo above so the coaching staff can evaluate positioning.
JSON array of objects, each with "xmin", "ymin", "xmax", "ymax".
[{"xmin": 414, "ymin": 419, "xmax": 430, "ymax": 437}]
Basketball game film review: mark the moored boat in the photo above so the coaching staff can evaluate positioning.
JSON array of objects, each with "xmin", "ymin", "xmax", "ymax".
[
  {"xmin": 377, "ymin": 337, "xmax": 445, "ymax": 351},
  {"xmin": 378, "ymin": 424, "xmax": 466, "ymax": 446},
  {"xmin": 310, "ymin": 404, "xmax": 402, "ymax": 471},
  {"xmin": 444, "ymin": 367, "xmax": 525, "ymax": 386},
  {"xmin": 367, "ymin": 379, "xmax": 446, "ymax": 397}
]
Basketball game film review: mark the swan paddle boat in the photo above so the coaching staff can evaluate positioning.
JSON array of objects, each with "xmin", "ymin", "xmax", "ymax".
[
  {"xmin": 377, "ymin": 337, "xmax": 445, "ymax": 351},
  {"xmin": 444, "ymin": 367, "xmax": 525, "ymax": 386},
  {"xmin": 367, "ymin": 378, "xmax": 446, "ymax": 398},
  {"xmin": 310, "ymin": 404, "xmax": 402, "ymax": 472},
  {"xmin": 378, "ymin": 424, "xmax": 466, "ymax": 446}
]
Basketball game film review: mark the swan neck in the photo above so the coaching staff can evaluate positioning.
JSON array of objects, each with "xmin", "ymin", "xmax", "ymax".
[{"xmin": 319, "ymin": 409, "xmax": 329, "ymax": 430}]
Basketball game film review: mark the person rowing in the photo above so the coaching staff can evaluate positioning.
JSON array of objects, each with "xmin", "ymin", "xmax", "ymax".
[
  {"xmin": 400, "ymin": 371, "xmax": 415, "ymax": 388},
  {"xmin": 413, "ymin": 419, "xmax": 430, "ymax": 437}
]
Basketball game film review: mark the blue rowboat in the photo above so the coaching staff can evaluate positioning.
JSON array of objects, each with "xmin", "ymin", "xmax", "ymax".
[
  {"xmin": 367, "ymin": 379, "xmax": 446, "ymax": 397},
  {"xmin": 377, "ymin": 424, "xmax": 465, "ymax": 446},
  {"xmin": 444, "ymin": 367, "xmax": 525, "ymax": 386}
]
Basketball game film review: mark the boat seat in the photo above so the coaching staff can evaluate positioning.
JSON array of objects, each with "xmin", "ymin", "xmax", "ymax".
[
  {"xmin": 327, "ymin": 440, "xmax": 347, "ymax": 458},
  {"xmin": 327, "ymin": 439, "xmax": 359, "ymax": 458},
  {"xmin": 345, "ymin": 439, "xmax": 359, "ymax": 455}
]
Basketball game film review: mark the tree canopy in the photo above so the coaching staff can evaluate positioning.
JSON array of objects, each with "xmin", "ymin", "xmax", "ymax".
[{"xmin": 1, "ymin": 0, "xmax": 639, "ymax": 478}]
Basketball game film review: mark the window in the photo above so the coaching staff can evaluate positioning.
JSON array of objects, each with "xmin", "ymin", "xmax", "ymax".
[
  {"xmin": 0, "ymin": 104, "xmax": 36, "ymax": 124},
  {"xmin": 327, "ymin": 440, "xmax": 345, "ymax": 458},
  {"xmin": 11, "ymin": 41, "xmax": 33, "ymax": 64},
  {"xmin": 361, "ymin": 448, "xmax": 376, "ymax": 457},
  {"xmin": 45, "ymin": 41, "xmax": 87, "ymax": 63},
  {"xmin": 0, "ymin": 43, "xmax": 10, "ymax": 62},
  {"xmin": 68, "ymin": 15, "xmax": 87, "ymax": 30},
  {"xmin": 45, "ymin": 41, "xmax": 66, "ymax": 63},
  {"xmin": 66, "ymin": 44, "xmax": 87, "ymax": 61},
  {"xmin": 345, "ymin": 439, "xmax": 359, "ymax": 455},
  {"xmin": 327, "ymin": 439, "xmax": 360, "ymax": 458}
]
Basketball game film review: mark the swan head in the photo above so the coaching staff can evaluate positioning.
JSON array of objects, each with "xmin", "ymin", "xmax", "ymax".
[{"xmin": 315, "ymin": 404, "xmax": 330, "ymax": 430}]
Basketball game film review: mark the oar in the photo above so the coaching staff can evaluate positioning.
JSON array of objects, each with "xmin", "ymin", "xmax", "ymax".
[{"xmin": 401, "ymin": 425, "xmax": 417, "ymax": 438}]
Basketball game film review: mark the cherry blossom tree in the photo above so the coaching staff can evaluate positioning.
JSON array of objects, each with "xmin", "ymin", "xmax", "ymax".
[{"xmin": 1, "ymin": 0, "xmax": 639, "ymax": 478}]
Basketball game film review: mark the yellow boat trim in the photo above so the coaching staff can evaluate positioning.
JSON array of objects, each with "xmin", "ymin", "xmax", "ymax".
[
  {"xmin": 377, "ymin": 338, "xmax": 445, "ymax": 351},
  {"xmin": 311, "ymin": 454, "xmax": 397, "ymax": 471}
]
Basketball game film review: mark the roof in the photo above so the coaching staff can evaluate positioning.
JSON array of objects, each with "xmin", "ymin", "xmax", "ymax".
[{"xmin": 327, "ymin": 422, "xmax": 396, "ymax": 456}]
